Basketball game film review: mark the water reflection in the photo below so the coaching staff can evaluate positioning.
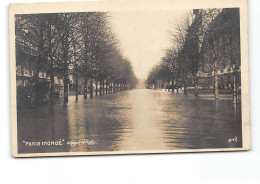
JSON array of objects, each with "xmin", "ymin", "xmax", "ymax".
[
  {"xmin": 17, "ymin": 89, "xmax": 242, "ymax": 153},
  {"xmin": 17, "ymin": 103, "xmax": 70, "ymax": 153},
  {"xmin": 67, "ymin": 101, "xmax": 89, "ymax": 152},
  {"xmin": 118, "ymin": 90, "xmax": 168, "ymax": 151}
]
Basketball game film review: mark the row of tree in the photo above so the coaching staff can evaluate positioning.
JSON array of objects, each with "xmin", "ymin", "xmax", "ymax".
[
  {"xmin": 16, "ymin": 12, "xmax": 138, "ymax": 103},
  {"xmin": 146, "ymin": 8, "xmax": 241, "ymax": 99}
]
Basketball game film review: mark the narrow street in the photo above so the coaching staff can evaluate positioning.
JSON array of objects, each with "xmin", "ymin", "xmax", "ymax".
[{"xmin": 18, "ymin": 89, "xmax": 242, "ymax": 153}]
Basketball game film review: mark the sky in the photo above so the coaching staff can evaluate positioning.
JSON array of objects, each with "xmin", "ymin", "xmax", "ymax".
[{"xmin": 110, "ymin": 10, "xmax": 187, "ymax": 80}]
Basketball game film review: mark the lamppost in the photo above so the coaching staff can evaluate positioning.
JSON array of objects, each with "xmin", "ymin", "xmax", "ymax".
[{"xmin": 232, "ymin": 64, "xmax": 237, "ymax": 104}]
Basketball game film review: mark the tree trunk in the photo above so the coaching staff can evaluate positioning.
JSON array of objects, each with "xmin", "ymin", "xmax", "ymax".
[
  {"xmin": 171, "ymin": 79, "xmax": 174, "ymax": 93},
  {"xmin": 184, "ymin": 84, "xmax": 187, "ymax": 95},
  {"xmin": 176, "ymin": 81, "xmax": 179, "ymax": 94},
  {"xmin": 183, "ymin": 73, "xmax": 187, "ymax": 95},
  {"xmin": 214, "ymin": 70, "xmax": 219, "ymax": 99},
  {"xmin": 183, "ymin": 78, "xmax": 187, "ymax": 95},
  {"xmin": 233, "ymin": 73, "xmax": 237, "ymax": 104},
  {"xmin": 106, "ymin": 80, "xmax": 108, "ymax": 94},
  {"xmin": 90, "ymin": 79, "xmax": 93, "ymax": 98},
  {"xmin": 30, "ymin": 83, "xmax": 37, "ymax": 105},
  {"xmin": 75, "ymin": 76, "xmax": 79, "ymax": 101},
  {"xmin": 83, "ymin": 78, "xmax": 87, "ymax": 99},
  {"xmin": 99, "ymin": 80, "xmax": 102, "ymax": 96},
  {"xmin": 194, "ymin": 77, "xmax": 198, "ymax": 97},
  {"xmin": 95, "ymin": 80, "xmax": 98, "ymax": 96},
  {"xmin": 102, "ymin": 80, "xmax": 105, "ymax": 95},
  {"xmin": 30, "ymin": 68, "xmax": 40, "ymax": 105},
  {"xmin": 63, "ymin": 75, "xmax": 69, "ymax": 102}
]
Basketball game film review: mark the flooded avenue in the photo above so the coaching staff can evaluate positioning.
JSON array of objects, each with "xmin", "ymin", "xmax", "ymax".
[{"xmin": 17, "ymin": 89, "xmax": 242, "ymax": 153}]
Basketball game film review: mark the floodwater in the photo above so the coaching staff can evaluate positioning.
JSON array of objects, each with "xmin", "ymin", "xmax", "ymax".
[{"xmin": 17, "ymin": 89, "xmax": 242, "ymax": 153}]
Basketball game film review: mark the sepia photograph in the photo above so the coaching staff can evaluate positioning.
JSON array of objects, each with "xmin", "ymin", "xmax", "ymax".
[{"xmin": 9, "ymin": 0, "xmax": 250, "ymax": 157}]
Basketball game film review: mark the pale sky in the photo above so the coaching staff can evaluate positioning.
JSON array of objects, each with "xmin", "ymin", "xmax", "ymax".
[{"xmin": 110, "ymin": 10, "xmax": 187, "ymax": 80}]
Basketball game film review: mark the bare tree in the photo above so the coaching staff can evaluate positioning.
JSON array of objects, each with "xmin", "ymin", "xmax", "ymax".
[
  {"xmin": 170, "ymin": 12, "xmax": 194, "ymax": 95},
  {"xmin": 200, "ymin": 8, "xmax": 240, "ymax": 99},
  {"xmin": 54, "ymin": 13, "xmax": 79, "ymax": 102},
  {"xmin": 15, "ymin": 12, "xmax": 138, "ymax": 104},
  {"xmin": 16, "ymin": 14, "xmax": 53, "ymax": 104}
]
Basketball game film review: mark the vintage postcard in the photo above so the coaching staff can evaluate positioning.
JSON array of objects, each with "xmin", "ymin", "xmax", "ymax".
[{"xmin": 9, "ymin": 0, "xmax": 250, "ymax": 157}]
